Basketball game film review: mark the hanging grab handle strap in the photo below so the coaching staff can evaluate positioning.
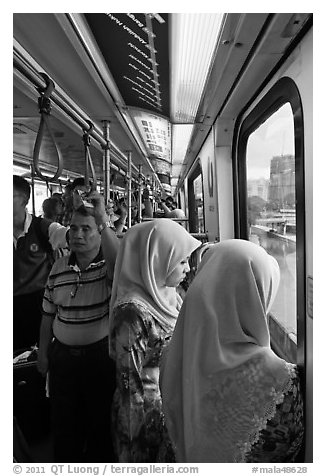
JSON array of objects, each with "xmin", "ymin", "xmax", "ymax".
[
  {"xmin": 33, "ymin": 72, "xmax": 63, "ymax": 182},
  {"xmin": 82, "ymin": 121, "xmax": 97, "ymax": 191}
]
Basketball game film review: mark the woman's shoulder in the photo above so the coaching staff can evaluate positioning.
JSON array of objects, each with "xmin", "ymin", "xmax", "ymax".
[
  {"xmin": 114, "ymin": 299, "xmax": 151, "ymax": 316},
  {"xmin": 112, "ymin": 299, "xmax": 155, "ymax": 330}
]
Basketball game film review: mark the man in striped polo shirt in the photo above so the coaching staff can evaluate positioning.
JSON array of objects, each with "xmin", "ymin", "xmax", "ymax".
[{"xmin": 37, "ymin": 191, "xmax": 119, "ymax": 463}]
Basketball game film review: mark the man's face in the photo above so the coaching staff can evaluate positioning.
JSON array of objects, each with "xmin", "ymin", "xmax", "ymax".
[
  {"xmin": 13, "ymin": 187, "xmax": 28, "ymax": 218},
  {"xmin": 69, "ymin": 212, "xmax": 101, "ymax": 257}
]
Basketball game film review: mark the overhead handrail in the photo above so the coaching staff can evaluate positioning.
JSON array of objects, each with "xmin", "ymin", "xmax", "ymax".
[
  {"xmin": 82, "ymin": 121, "xmax": 97, "ymax": 191},
  {"xmin": 14, "ymin": 45, "xmax": 163, "ymax": 189},
  {"xmin": 32, "ymin": 72, "xmax": 64, "ymax": 182}
]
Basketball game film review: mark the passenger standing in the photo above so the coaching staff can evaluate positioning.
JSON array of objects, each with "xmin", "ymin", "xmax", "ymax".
[
  {"xmin": 111, "ymin": 198, "xmax": 128, "ymax": 233},
  {"xmin": 158, "ymin": 196, "xmax": 186, "ymax": 221},
  {"xmin": 42, "ymin": 197, "xmax": 69, "ymax": 261},
  {"xmin": 61, "ymin": 181, "xmax": 75, "ymax": 226},
  {"xmin": 160, "ymin": 239, "xmax": 304, "ymax": 463},
  {"xmin": 37, "ymin": 191, "xmax": 119, "ymax": 462},
  {"xmin": 13, "ymin": 175, "xmax": 67, "ymax": 350},
  {"xmin": 42, "ymin": 197, "xmax": 63, "ymax": 223},
  {"xmin": 109, "ymin": 219, "xmax": 201, "ymax": 462}
]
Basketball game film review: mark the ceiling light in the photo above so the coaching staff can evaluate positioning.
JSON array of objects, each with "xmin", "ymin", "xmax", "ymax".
[
  {"xmin": 170, "ymin": 123, "xmax": 194, "ymax": 195},
  {"xmin": 170, "ymin": 13, "xmax": 224, "ymax": 124}
]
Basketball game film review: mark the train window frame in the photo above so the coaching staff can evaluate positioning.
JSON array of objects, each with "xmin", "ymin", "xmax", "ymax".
[
  {"xmin": 187, "ymin": 161, "xmax": 205, "ymax": 234},
  {"xmin": 234, "ymin": 76, "xmax": 306, "ymax": 369}
]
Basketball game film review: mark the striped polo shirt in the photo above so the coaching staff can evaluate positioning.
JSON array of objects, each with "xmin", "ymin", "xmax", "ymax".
[{"xmin": 42, "ymin": 249, "xmax": 112, "ymax": 345}]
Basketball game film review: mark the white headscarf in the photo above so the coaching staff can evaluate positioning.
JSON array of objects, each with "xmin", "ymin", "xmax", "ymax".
[
  {"xmin": 160, "ymin": 239, "xmax": 295, "ymax": 462},
  {"xmin": 109, "ymin": 219, "xmax": 201, "ymax": 357}
]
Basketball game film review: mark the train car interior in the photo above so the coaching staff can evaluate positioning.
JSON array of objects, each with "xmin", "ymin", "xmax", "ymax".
[{"xmin": 13, "ymin": 12, "xmax": 313, "ymax": 464}]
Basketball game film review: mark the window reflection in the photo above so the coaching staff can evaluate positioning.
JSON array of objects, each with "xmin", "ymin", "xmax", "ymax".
[{"xmin": 246, "ymin": 103, "xmax": 297, "ymax": 341}]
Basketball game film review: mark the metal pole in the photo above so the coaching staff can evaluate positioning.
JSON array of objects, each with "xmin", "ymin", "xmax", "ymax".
[
  {"xmin": 138, "ymin": 165, "xmax": 143, "ymax": 223},
  {"xmin": 30, "ymin": 163, "xmax": 35, "ymax": 215},
  {"xmin": 102, "ymin": 121, "xmax": 111, "ymax": 203},
  {"xmin": 127, "ymin": 151, "xmax": 132, "ymax": 228},
  {"xmin": 83, "ymin": 134, "xmax": 90, "ymax": 190}
]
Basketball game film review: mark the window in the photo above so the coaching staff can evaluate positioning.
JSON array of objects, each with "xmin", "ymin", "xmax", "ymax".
[
  {"xmin": 32, "ymin": 182, "xmax": 50, "ymax": 217},
  {"xmin": 235, "ymin": 78, "xmax": 305, "ymax": 365},
  {"xmin": 188, "ymin": 163, "xmax": 205, "ymax": 233},
  {"xmin": 246, "ymin": 104, "xmax": 296, "ymax": 340}
]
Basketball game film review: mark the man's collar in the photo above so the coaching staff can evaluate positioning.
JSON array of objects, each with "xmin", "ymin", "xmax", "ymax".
[{"xmin": 68, "ymin": 248, "xmax": 104, "ymax": 270}]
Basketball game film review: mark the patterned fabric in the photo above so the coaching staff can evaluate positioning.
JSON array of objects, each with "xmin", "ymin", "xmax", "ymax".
[
  {"xmin": 197, "ymin": 354, "xmax": 302, "ymax": 462},
  {"xmin": 43, "ymin": 250, "xmax": 112, "ymax": 345},
  {"xmin": 245, "ymin": 368, "xmax": 304, "ymax": 462},
  {"xmin": 110, "ymin": 300, "xmax": 175, "ymax": 463}
]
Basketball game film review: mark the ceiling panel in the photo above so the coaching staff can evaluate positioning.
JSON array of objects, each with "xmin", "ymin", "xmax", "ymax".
[{"xmin": 13, "ymin": 13, "xmax": 155, "ymax": 181}]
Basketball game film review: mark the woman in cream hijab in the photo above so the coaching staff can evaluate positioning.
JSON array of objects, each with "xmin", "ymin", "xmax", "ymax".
[
  {"xmin": 160, "ymin": 239, "xmax": 304, "ymax": 463},
  {"xmin": 109, "ymin": 219, "xmax": 201, "ymax": 463}
]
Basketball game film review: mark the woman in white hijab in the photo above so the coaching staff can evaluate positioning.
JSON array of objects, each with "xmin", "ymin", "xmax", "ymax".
[
  {"xmin": 109, "ymin": 219, "xmax": 201, "ymax": 463},
  {"xmin": 160, "ymin": 239, "xmax": 304, "ymax": 463}
]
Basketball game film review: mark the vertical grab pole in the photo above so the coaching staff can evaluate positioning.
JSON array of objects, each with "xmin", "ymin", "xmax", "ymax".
[
  {"xmin": 138, "ymin": 165, "xmax": 143, "ymax": 223},
  {"xmin": 30, "ymin": 163, "xmax": 36, "ymax": 216},
  {"xmin": 127, "ymin": 151, "xmax": 132, "ymax": 229},
  {"xmin": 102, "ymin": 120, "xmax": 111, "ymax": 203},
  {"xmin": 84, "ymin": 145, "xmax": 90, "ymax": 190}
]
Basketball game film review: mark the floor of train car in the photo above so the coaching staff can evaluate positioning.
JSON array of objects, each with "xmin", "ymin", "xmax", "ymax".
[
  {"xmin": 13, "ymin": 360, "xmax": 54, "ymax": 462},
  {"xmin": 14, "ymin": 406, "xmax": 54, "ymax": 462}
]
